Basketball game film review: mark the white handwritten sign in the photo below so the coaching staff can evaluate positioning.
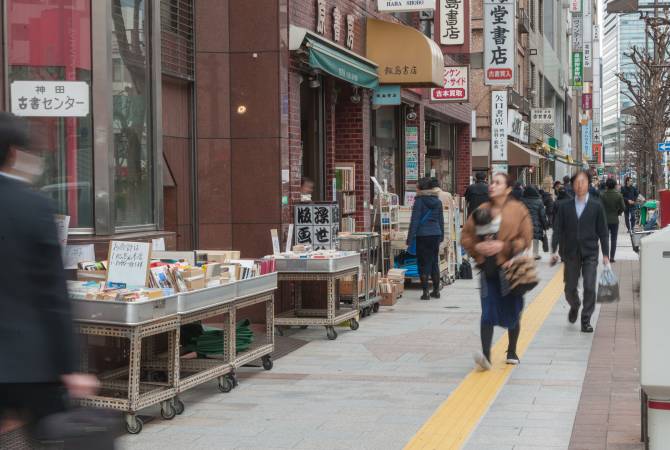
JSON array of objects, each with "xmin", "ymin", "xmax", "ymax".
[
  {"xmin": 64, "ymin": 244, "xmax": 96, "ymax": 270},
  {"xmin": 54, "ymin": 215, "xmax": 70, "ymax": 249},
  {"xmin": 152, "ymin": 238, "xmax": 166, "ymax": 251},
  {"xmin": 11, "ymin": 81, "xmax": 90, "ymax": 117},
  {"xmin": 106, "ymin": 241, "xmax": 151, "ymax": 289}
]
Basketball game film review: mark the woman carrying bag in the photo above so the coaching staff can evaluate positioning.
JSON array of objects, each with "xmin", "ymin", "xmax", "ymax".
[
  {"xmin": 407, "ymin": 177, "xmax": 445, "ymax": 300},
  {"xmin": 461, "ymin": 173, "xmax": 534, "ymax": 370}
]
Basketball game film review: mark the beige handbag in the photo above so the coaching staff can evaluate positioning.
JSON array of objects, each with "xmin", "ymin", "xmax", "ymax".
[{"xmin": 502, "ymin": 255, "xmax": 539, "ymax": 297}]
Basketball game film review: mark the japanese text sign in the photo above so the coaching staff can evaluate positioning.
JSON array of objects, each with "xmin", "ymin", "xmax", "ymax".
[
  {"xmin": 572, "ymin": 15, "xmax": 583, "ymax": 50},
  {"xmin": 582, "ymin": 93, "xmax": 592, "ymax": 110},
  {"xmin": 440, "ymin": 0, "xmax": 465, "ymax": 45},
  {"xmin": 507, "ymin": 109, "xmax": 529, "ymax": 143},
  {"xmin": 491, "ymin": 91, "xmax": 508, "ymax": 161},
  {"xmin": 570, "ymin": 0, "xmax": 582, "ymax": 13},
  {"xmin": 484, "ymin": 0, "xmax": 515, "ymax": 86},
  {"xmin": 572, "ymin": 52, "xmax": 583, "ymax": 86},
  {"xmin": 530, "ymin": 108, "xmax": 554, "ymax": 124},
  {"xmin": 11, "ymin": 81, "xmax": 89, "ymax": 117},
  {"xmin": 405, "ymin": 126, "xmax": 419, "ymax": 181},
  {"xmin": 378, "ymin": 0, "xmax": 436, "ymax": 11},
  {"xmin": 431, "ymin": 66, "xmax": 469, "ymax": 102},
  {"xmin": 582, "ymin": 120, "xmax": 593, "ymax": 160},
  {"xmin": 106, "ymin": 241, "xmax": 151, "ymax": 289}
]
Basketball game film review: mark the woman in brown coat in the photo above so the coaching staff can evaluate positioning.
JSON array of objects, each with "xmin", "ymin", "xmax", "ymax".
[{"xmin": 461, "ymin": 172, "xmax": 533, "ymax": 370}]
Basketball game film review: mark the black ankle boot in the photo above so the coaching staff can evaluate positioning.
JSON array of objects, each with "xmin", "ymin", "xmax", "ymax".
[{"xmin": 420, "ymin": 276, "xmax": 430, "ymax": 300}]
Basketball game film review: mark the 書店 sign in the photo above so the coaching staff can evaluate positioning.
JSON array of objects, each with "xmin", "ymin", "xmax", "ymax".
[
  {"xmin": 378, "ymin": 0, "xmax": 436, "ymax": 11},
  {"xmin": 507, "ymin": 109, "xmax": 529, "ymax": 144},
  {"xmin": 581, "ymin": 120, "xmax": 593, "ymax": 160},
  {"xmin": 11, "ymin": 81, "xmax": 89, "ymax": 117},
  {"xmin": 491, "ymin": 91, "xmax": 508, "ymax": 161},
  {"xmin": 572, "ymin": 52, "xmax": 583, "ymax": 86},
  {"xmin": 582, "ymin": 93, "xmax": 592, "ymax": 110},
  {"xmin": 405, "ymin": 126, "xmax": 419, "ymax": 181},
  {"xmin": 571, "ymin": 15, "xmax": 583, "ymax": 50},
  {"xmin": 530, "ymin": 108, "xmax": 554, "ymax": 124},
  {"xmin": 440, "ymin": 0, "xmax": 465, "ymax": 46},
  {"xmin": 431, "ymin": 66, "xmax": 469, "ymax": 102},
  {"xmin": 484, "ymin": 0, "xmax": 515, "ymax": 86},
  {"xmin": 373, "ymin": 85, "xmax": 402, "ymax": 105}
]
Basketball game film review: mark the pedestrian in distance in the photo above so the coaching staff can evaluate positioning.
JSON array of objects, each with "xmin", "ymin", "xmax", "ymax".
[
  {"xmin": 562, "ymin": 175, "xmax": 574, "ymax": 198},
  {"xmin": 600, "ymin": 177, "xmax": 625, "ymax": 262},
  {"xmin": 551, "ymin": 170, "xmax": 610, "ymax": 333},
  {"xmin": 0, "ymin": 113, "xmax": 100, "ymax": 440},
  {"xmin": 553, "ymin": 180, "xmax": 562, "ymax": 197},
  {"xmin": 461, "ymin": 172, "xmax": 533, "ymax": 370},
  {"xmin": 540, "ymin": 176, "xmax": 555, "ymax": 228},
  {"xmin": 621, "ymin": 176, "xmax": 639, "ymax": 232},
  {"xmin": 511, "ymin": 181, "xmax": 524, "ymax": 200},
  {"xmin": 407, "ymin": 177, "xmax": 445, "ymax": 300},
  {"xmin": 522, "ymin": 185, "xmax": 548, "ymax": 260},
  {"xmin": 464, "ymin": 171, "xmax": 489, "ymax": 217}
]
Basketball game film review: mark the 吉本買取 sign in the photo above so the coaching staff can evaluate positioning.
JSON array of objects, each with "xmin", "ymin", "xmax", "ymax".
[
  {"xmin": 440, "ymin": 0, "xmax": 465, "ymax": 45},
  {"xmin": 484, "ymin": 0, "xmax": 515, "ymax": 86},
  {"xmin": 491, "ymin": 91, "xmax": 508, "ymax": 160},
  {"xmin": 530, "ymin": 108, "xmax": 554, "ymax": 124},
  {"xmin": 430, "ymin": 66, "xmax": 469, "ymax": 102},
  {"xmin": 377, "ymin": 0, "xmax": 436, "ymax": 12},
  {"xmin": 11, "ymin": 81, "xmax": 90, "ymax": 117}
]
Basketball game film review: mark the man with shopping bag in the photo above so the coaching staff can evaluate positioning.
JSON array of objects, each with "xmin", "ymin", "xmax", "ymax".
[{"xmin": 551, "ymin": 170, "xmax": 610, "ymax": 333}]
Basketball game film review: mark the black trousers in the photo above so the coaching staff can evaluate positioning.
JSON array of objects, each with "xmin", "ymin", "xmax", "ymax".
[
  {"xmin": 416, "ymin": 235, "xmax": 441, "ymax": 283},
  {"xmin": 608, "ymin": 223, "xmax": 619, "ymax": 260},
  {"xmin": 0, "ymin": 383, "xmax": 67, "ymax": 424},
  {"xmin": 624, "ymin": 206, "xmax": 635, "ymax": 232},
  {"xmin": 564, "ymin": 252, "xmax": 598, "ymax": 325}
]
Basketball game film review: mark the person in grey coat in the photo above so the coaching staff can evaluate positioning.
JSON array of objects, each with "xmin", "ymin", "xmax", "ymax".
[{"xmin": 522, "ymin": 185, "xmax": 548, "ymax": 259}]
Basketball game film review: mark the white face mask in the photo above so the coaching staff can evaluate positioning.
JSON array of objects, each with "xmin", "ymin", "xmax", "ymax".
[{"xmin": 9, "ymin": 150, "xmax": 45, "ymax": 182}]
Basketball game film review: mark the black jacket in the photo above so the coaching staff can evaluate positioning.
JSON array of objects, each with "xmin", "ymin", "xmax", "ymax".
[
  {"xmin": 621, "ymin": 185, "xmax": 639, "ymax": 206},
  {"xmin": 551, "ymin": 194, "xmax": 610, "ymax": 259},
  {"xmin": 522, "ymin": 188, "xmax": 548, "ymax": 240},
  {"xmin": 0, "ymin": 175, "xmax": 77, "ymax": 382},
  {"xmin": 407, "ymin": 192, "xmax": 444, "ymax": 243},
  {"xmin": 464, "ymin": 182, "xmax": 489, "ymax": 216},
  {"xmin": 541, "ymin": 190, "xmax": 555, "ymax": 224}
]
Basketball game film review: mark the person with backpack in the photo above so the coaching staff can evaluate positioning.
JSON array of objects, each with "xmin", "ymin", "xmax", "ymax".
[
  {"xmin": 522, "ymin": 186, "xmax": 548, "ymax": 260},
  {"xmin": 464, "ymin": 172, "xmax": 489, "ymax": 217}
]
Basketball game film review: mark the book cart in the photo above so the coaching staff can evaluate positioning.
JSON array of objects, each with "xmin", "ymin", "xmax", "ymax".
[
  {"xmin": 73, "ymin": 273, "xmax": 277, "ymax": 435},
  {"xmin": 336, "ymin": 232, "xmax": 382, "ymax": 317},
  {"xmin": 274, "ymin": 254, "xmax": 361, "ymax": 340}
]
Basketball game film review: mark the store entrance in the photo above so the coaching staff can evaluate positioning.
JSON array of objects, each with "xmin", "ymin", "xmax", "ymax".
[
  {"xmin": 371, "ymin": 106, "xmax": 402, "ymax": 200},
  {"xmin": 300, "ymin": 79, "xmax": 325, "ymax": 201}
]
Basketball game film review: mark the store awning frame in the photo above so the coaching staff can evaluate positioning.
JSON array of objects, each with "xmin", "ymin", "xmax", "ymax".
[
  {"xmin": 366, "ymin": 18, "xmax": 444, "ymax": 87},
  {"xmin": 289, "ymin": 26, "xmax": 379, "ymax": 90},
  {"xmin": 508, "ymin": 140, "xmax": 545, "ymax": 167}
]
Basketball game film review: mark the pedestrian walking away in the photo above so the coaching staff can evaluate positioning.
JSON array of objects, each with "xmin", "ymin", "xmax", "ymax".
[
  {"xmin": 0, "ymin": 113, "xmax": 100, "ymax": 442},
  {"xmin": 522, "ymin": 185, "xmax": 548, "ymax": 259},
  {"xmin": 540, "ymin": 176, "xmax": 555, "ymax": 228},
  {"xmin": 621, "ymin": 176, "xmax": 639, "ymax": 232},
  {"xmin": 464, "ymin": 171, "xmax": 489, "ymax": 217},
  {"xmin": 407, "ymin": 177, "xmax": 445, "ymax": 300},
  {"xmin": 461, "ymin": 172, "xmax": 533, "ymax": 370},
  {"xmin": 563, "ymin": 175, "xmax": 574, "ymax": 198},
  {"xmin": 551, "ymin": 170, "xmax": 610, "ymax": 333},
  {"xmin": 600, "ymin": 178, "xmax": 625, "ymax": 262}
]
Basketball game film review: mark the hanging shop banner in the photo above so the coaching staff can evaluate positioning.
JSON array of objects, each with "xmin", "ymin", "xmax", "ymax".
[
  {"xmin": 593, "ymin": 143, "xmax": 603, "ymax": 164},
  {"xmin": 530, "ymin": 108, "xmax": 554, "ymax": 124},
  {"xmin": 571, "ymin": 15, "xmax": 583, "ymax": 50},
  {"xmin": 572, "ymin": 52, "xmax": 583, "ymax": 87},
  {"xmin": 593, "ymin": 123, "xmax": 602, "ymax": 144},
  {"xmin": 508, "ymin": 109, "xmax": 530, "ymax": 144},
  {"xmin": 491, "ymin": 91, "xmax": 508, "ymax": 161},
  {"xmin": 582, "ymin": 93, "xmax": 592, "ymax": 110},
  {"xmin": 431, "ymin": 66, "xmax": 469, "ymax": 101},
  {"xmin": 11, "ymin": 81, "xmax": 90, "ymax": 117},
  {"xmin": 484, "ymin": 0, "xmax": 515, "ymax": 86},
  {"xmin": 594, "ymin": 24, "xmax": 600, "ymax": 41},
  {"xmin": 405, "ymin": 126, "xmax": 419, "ymax": 181},
  {"xmin": 570, "ymin": 0, "xmax": 582, "ymax": 13},
  {"xmin": 377, "ymin": 0, "xmax": 436, "ymax": 12},
  {"xmin": 583, "ymin": 10, "xmax": 592, "ymax": 70},
  {"xmin": 491, "ymin": 162, "xmax": 509, "ymax": 174},
  {"xmin": 581, "ymin": 120, "xmax": 593, "ymax": 160},
  {"xmin": 373, "ymin": 85, "xmax": 402, "ymax": 105},
  {"xmin": 440, "ymin": 0, "xmax": 465, "ymax": 45}
]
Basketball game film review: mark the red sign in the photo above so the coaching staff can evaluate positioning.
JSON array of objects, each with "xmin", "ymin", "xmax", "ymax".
[
  {"xmin": 487, "ymin": 68, "xmax": 513, "ymax": 81},
  {"xmin": 431, "ymin": 66, "xmax": 469, "ymax": 102},
  {"xmin": 582, "ymin": 93, "xmax": 592, "ymax": 110},
  {"xmin": 593, "ymin": 143, "xmax": 602, "ymax": 164}
]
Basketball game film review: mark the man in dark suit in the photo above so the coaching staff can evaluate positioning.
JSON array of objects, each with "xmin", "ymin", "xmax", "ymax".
[
  {"xmin": 551, "ymin": 170, "xmax": 610, "ymax": 333},
  {"xmin": 464, "ymin": 171, "xmax": 489, "ymax": 216},
  {"xmin": 0, "ymin": 113, "xmax": 98, "ymax": 432}
]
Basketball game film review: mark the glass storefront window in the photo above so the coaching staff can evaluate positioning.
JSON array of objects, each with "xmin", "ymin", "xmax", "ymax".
[
  {"xmin": 374, "ymin": 107, "xmax": 398, "ymax": 194},
  {"xmin": 7, "ymin": 0, "xmax": 94, "ymax": 229},
  {"xmin": 112, "ymin": 0, "xmax": 154, "ymax": 227}
]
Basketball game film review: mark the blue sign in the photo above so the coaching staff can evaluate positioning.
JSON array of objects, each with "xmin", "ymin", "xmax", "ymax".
[
  {"xmin": 581, "ymin": 120, "xmax": 593, "ymax": 160},
  {"xmin": 372, "ymin": 85, "xmax": 401, "ymax": 106},
  {"xmin": 657, "ymin": 142, "xmax": 670, "ymax": 152}
]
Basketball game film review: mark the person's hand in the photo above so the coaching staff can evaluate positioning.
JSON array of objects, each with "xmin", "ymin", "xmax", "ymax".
[
  {"xmin": 61, "ymin": 373, "xmax": 100, "ymax": 398},
  {"xmin": 550, "ymin": 254, "xmax": 560, "ymax": 266},
  {"xmin": 475, "ymin": 240, "xmax": 504, "ymax": 256},
  {"xmin": 603, "ymin": 256, "xmax": 610, "ymax": 266}
]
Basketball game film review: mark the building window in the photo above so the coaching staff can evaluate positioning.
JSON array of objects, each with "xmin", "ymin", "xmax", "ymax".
[
  {"xmin": 538, "ymin": 72, "xmax": 544, "ymax": 107},
  {"xmin": 419, "ymin": 11, "xmax": 435, "ymax": 40},
  {"xmin": 7, "ymin": 0, "xmax": 94, "ymax": 229},
  {"xmin": 517, "ymin": 63, "xmax": 522, "ymax": 92},
  {"xmin": 112, "ymin": 0, "xmax": 154, "ymax": 227},
  {"xmin": 530, "ymin": 62, "xmax": 536, "ymax": 106},
  {"xmin": 538, "ymin": 0, "xmax": 544, "ymax": 34},
  {"xmin": 530, "ymin": 0, "xmax": 535, "ymax": 30},
  {"xmin": 160, "ymin": 0, "xmax": 194, "ymax": 80}
]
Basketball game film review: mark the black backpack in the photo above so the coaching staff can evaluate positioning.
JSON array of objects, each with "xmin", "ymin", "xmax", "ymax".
[{"xmin": 459, "ymin": 260, "xmax": 473, "ymax": 279}]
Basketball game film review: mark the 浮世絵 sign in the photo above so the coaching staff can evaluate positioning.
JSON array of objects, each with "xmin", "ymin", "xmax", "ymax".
[
  {"xmin": 106, "ymin": 241, "xmax": 152, "ymax": 289},
  {"xmin": 11, "ymin": 81, "xmax": 90, "ymax": 117},
  {"xmin": 484, "ymin": 0, "xmax": 515, "ymax": 85}
]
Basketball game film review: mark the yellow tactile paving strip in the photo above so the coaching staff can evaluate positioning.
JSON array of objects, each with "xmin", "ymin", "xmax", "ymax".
[{"xmin": 405, "ymin": 268, "xmax": 565, "ymax": 450}]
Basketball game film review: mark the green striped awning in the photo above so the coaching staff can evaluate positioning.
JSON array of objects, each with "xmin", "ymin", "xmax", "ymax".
[{"xmin": 303, "ymin": 36, "xmax": 379, "ymax": 90}]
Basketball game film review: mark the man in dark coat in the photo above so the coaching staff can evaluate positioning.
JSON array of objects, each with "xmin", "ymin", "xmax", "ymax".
[
  {"xmin": 551, "ymin": 170, "xmax": 610, "ymax": 333},
  {"xmin": 522, "ymin": 186, "xmax": 548, "ymax": 259},
  {"xmin": 621, "ymin": 176, "xmax": 639, "ymax": 232},
  {"xmin": 464, "ymin": 172, "xmax": 489, "ymax": 217},
  {"xmin": 0, "ymin": 113, "xmax": 98, "ymax": 433}
]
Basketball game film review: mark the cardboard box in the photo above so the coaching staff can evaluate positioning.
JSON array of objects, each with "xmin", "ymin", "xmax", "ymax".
[
  {"xmin": 196, "ymin": 250, "xmax": 240, "ymax": 264},
  {"xmin": 77, "ymin": 270, "xmax": 107, "ymax": 282},
  {"xmin": 380, "ymin": 292, "xmax": 397, "ymax": 306},
  {"xmin": 184, "ymin": 274, "xmax": 205, "ymax": 291},
  {"xmin": 339, "ymin": 277, "xmax": 365, "ymax": 296}
]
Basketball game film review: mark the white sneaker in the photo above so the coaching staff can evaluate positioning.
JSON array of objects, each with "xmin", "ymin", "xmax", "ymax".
[
  {"xmin": 506, "ymin": 351, "xmax": 520, "ymax": 365},
  {"xmin": 473, "ymin": 351, "xmax": 492, "ymax": 371}
]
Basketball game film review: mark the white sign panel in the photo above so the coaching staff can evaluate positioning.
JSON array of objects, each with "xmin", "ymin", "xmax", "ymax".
[
  {"xmin": 440, "ymin": 0, "xmax": 465, "ymax": 45},
  {"xmin": 592, "ymin": 124, "xmax": 602, "ymax": 144},
  {"xmin": 507, "ymin": 109, "xmax": 530, "ymax": 144},
  {"xmin": 484, "ymin": 0, "xmax": 515, "ymax": 85},
  {"xmin": 64, "ymin": 244, "xmax": 96, "ymax": 270},
  {"xmin": 530, "ymin": 108, "xmax": 555, "ymax": 124},
  {"xmin": 570, "ymin": 0, "xmax": 581, "ymax": 13},
  {"xmin": 572, "ymin": 15, "xmax": 583, "ymax": 50},
  {"xmin": 431, "ymin": 66, "xmax": 469, "ymax": 101},
  {"xmin": 492, "ymin": 163, "xmax": 509, "ymax": 174},
  {"xmin": 11, "ymin": 81, "xmax": 89, "ymax": 117},
  {"xmin": 106, "ymin": 241, "xmax": 151, "ymax": 289},
  {"xmin": 378, "ymin": 0, "xmax": 436, "ymax": 11},
  {"xmin": 594, "ymin": 24, "xmax": 600, "ymax": 40},
  {"xmin": 583, "ymin": 11, "xmax": 592, "ymax": 69},
  {"xmin": 491, "ymin": 91, "xmax": 508, "ymax": 161}
]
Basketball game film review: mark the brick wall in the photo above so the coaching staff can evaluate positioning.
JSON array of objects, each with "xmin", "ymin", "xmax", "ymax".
[{"xmin": 456, "ymin": 124, "xmax": 472, "ymax": 195}]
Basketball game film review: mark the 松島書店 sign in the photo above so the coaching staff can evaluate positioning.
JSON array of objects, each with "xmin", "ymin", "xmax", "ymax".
[{"xmin": 377, "ymin": 0, "xmax": 436, "ymax": 12}]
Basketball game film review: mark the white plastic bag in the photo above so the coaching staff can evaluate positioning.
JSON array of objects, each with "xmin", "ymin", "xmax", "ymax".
[{"xmin": 597, "ymin": 265, "xmax": 620, "ymax": 303}]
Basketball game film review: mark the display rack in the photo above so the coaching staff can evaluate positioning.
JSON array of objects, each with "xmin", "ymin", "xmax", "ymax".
[
  {"xmin": 337, "ymin": 232, "xmax": 382, "ymax": 317},
  {"xmin": 336, "ymin": 163, "xmax": 356, "ymax": 233},
  {"xmin": 377, "ymin": 192, "xmax": 400, "ymax": 275}
]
